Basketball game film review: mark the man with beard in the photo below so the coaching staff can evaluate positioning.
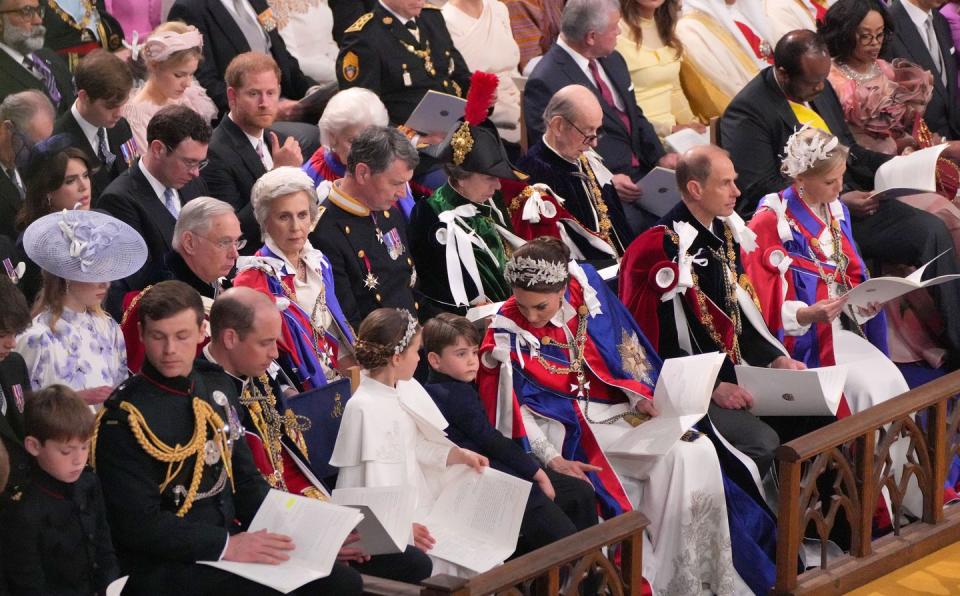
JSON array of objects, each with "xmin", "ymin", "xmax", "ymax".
[
  {"xmin": 0, "ymin": 0, "xmax": 75, "ymax": 115},
  {"xmin": 202, "ymin": 52, "xmax": 304, "ymax": 254}
]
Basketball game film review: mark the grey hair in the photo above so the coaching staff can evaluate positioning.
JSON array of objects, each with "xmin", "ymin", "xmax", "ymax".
[
  {"xmin": 172, "ymin": 196, "xmax": 237, "ymax": 251},
  {"xmin": 318, "ymin": 88, "xmax": 389, "ymax": 148},
  {"xmin": 0, "ymin": 90, "xmax": 55, "ymax": 131},
  {"xmin": 346, "ymin": 126, "xmax": 419, "ymax": 176},
  {"xmin": 542, "ymin": 87, "xmax": 582, "ymax": 132},
  {"xmin": 560, "ymin": 0, "xmax": 619, "ymax": 43},
  {"xmin": 251, "ymin": 167, "xmax": 321, "ymax": 237}
]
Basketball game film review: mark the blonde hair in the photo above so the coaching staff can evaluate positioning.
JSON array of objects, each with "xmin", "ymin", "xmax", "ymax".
[{"xmin": 34, "ymin": 271, "xmax": 106, "ymax": 331}]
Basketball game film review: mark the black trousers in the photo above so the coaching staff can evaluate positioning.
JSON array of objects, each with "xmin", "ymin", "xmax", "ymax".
[
  {"xmin": 851, "ymin": 198, "xmax": 960, "ymax": 354},
  {"xmin": 514, "ymin": 468, "xmax": 598, "ymax": 557},
  {"xmin": 352, "ymin": 545, "xmax": 432, "ymax": 583},
  {"xmin": 708, "ymin": 402, "xmax": 781, "ymax": 477},
  {"xmin": 122, "ymin": 561, "xmax": 362, "ymax": 595}
]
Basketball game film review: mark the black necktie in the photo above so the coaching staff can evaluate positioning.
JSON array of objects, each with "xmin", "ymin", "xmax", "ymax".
[{"xmin": 405, "ymin": 19, "xmax": 418, "ymax": 30}]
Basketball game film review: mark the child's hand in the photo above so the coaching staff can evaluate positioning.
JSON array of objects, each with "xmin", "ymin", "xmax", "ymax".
[
  {"xmin": 447, "ymin": 447, "xmax": 489, "ymax": 472},
  {"xmin": 533, "ymin": 468, "xmax": 556, "ymax": 500},
  {"xmin": 337, "ymin": 531, "xmax": 370, "ymax": 563},
  {"xmin": 412, "ymin": 523, "xmax": 436, "ymax": 551}
]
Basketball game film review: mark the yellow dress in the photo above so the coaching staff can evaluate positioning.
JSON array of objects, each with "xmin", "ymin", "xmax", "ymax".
[{"xmin": 616, "ymin": 19, "xmax": 697, "ymax": 138}]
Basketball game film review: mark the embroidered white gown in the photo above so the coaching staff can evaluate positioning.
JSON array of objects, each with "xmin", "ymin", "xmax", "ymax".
[{"xmin": 490, "ymin": 300, "xmax": 750, "ymax": 595}]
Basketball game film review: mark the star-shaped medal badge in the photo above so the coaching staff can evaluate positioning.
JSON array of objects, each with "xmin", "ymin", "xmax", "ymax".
[{"xmin": 364, "ymin": 272, "xmax": 380, "ymax": 290}]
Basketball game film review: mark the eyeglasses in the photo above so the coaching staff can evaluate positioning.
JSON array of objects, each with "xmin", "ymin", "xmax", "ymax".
[
  {"xmin": 562, "ymin": 116, "xmax": 603, "ymax": 144},
  {"xmin": 0, "ymin": 5, "xmax": 44, "ymax": 18},
  {"xmin": 197, "ymin": 235, "xmax": 247, "ymax": 251},
  {"xmin": 164, "ymin": 144, "xmax": 209, "ymax": 171},
  {"xmin": 856, "ymin": 30, "xmax": 886, "ymax": 45}
]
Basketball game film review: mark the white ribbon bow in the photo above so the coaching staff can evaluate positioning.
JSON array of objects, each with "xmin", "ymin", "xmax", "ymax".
[
  {"xmin": 664, "ymin": 220, "xmax": 707, "ymax": 301},
  {"xmin": 316, "ymin": 179, "xmax": 334, "ymax": 203},
  {"xmin": 491, "ymin": 316, "xmax": 540, "ymax": 369},
  {"xmin": 122, "ymin": 31, "xmax": 142, "ymax": 61},
  {"xmin": 719, "ymin": 211, "xmax": 758, "ymax": 253},
  {"xmin": 568, "ymin": 260, "xmax": 603, "ymax": 316},
  {"xmin": 760, "ymin": 193, "xmax": 794, "ymax": 243},
  {"xmin": 521, "ymin": 185, "xmax": 560, "ymax": 223},
  {"xmin": 435, "ymin": 204, "xmax": 493, "ymax": 306}
]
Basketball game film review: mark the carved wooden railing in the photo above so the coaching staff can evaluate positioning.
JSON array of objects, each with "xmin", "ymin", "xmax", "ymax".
[
  {"xmin": 362, "ymin": 510, "xmax": 649, "ymax": 596},
  {"xmin": 774, "ymin": 370, "xmax": 960, "ymax": 594}
]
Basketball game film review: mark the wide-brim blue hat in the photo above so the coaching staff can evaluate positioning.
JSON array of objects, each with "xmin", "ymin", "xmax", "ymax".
[{"xmin": 23, "ymin": 210, "xmax": 148, "ymax": 283}]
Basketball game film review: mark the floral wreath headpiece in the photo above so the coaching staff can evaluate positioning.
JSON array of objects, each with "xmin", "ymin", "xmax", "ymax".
[
  {"xmin": 780, "ymin": 124, "xmax": 840, "ymax": 178},
  {"xmin": 503, "ymin": 256, "xmax": 569, "ymax": 288}
]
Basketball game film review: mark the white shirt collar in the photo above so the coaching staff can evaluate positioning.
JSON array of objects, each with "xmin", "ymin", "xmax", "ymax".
[
  {"xmin": 70, "ymin": 102, "xmax": 101, "ymax": 153},
  {"xmin": 229, "ymin": 112, "xmax": 265, "ymax": 149},
  {"xmin": 557, "ymin": 36, "xmax": 591, "ymax": 73},
  {"xmin": 902, "ymin": 0, "xmax": 932, "ymax": 29},
  {"xmin": 138, "ymin": 160, "xmax": 173, "ymax": 202},
  {"xmin": 379, "ymin": 1, "xmax": 414, "ymax": 25},
  {"xmin": 0, "ymin": 42, "xmax": 26, "ymax": 66},
  {"xmin": 547, "ymin": 299, "xmax": 577, "ymax": 329}
]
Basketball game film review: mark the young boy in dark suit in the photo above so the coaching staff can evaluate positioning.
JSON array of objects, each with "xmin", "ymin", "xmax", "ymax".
[
  {"xmin": 0, "ymin": 385, "xmax": 119, "ymax": 595},
  {"xmin": 422, "ymin": 313, "xmax": 598, "ymax": 557}
]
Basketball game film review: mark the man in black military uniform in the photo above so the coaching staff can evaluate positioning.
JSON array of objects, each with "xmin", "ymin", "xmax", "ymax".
[
  {"xmin": 336, "ymin": 0, "xmax": 472, "ymax": 128},
  {"xmin": 41, "ymin": 0, "xmax": 125, "ymax": 69},
  {"xmin": 310, "ymin": 126, "xmax": 420, "ymax": 327},
  {"xmin": 93, "ymin": 280, "xmax": 363, "ymax": 595}
]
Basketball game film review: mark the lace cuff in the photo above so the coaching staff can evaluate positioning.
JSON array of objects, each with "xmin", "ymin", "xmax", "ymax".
[{"xmin": 521, "ymin": 405, "xmax": 559, "ymax": 464}]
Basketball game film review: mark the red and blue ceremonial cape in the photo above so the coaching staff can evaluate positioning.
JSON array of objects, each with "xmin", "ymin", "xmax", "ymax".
[
  {"xmin": 477, "ymin": 264, "xmax": 659, "ymax": 519},
  {"xmin": 744, "ymin": 187, "xmax": 889, "ymax": 418},
  {"xmin": 233, "ymin": 244, "xmax": 355, "ymax": 391},
  {"xmin": 304, "ymin": 146, "xmax": 415, "ymax": 219}
]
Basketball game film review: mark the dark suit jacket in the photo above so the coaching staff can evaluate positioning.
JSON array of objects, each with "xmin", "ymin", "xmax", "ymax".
[
  {"xmin": 0, "ymin": 171, "xmax": 23, "ymax": 243},
  {"xmin": 202, "ymin": 115, "xmax": 284, "ymax": 252},
  {"xmin": 96, "ymin": 161, "xmax": 209, "ymax": 318},
  {"xmin": 882, "ymin": 0, "xmax": 960, "ymax": 139},
  {"xmin": 53, "ymin": 111, "xmax": 135, "ymax": 202},
  {"xmin": 167, "ymin": 0, "xmax": 316, "ymax": 116},
  {"xmin": 0, "ymin": 48, "xmax": 75, "ymax": 115},
  {"xmin": 523, "ymin": 45, "xmax": 665, "ymax": 179},
  {"xmin": 0, "ymin": 353, "xmax": 31, "ymax": 506},
  {"xmin": 719, "ymin": 67, "xmax": 893, "ymax": 214},
  {"xmin": 424, "ymin": 373, "xmax": 540, "ymax": 481}
]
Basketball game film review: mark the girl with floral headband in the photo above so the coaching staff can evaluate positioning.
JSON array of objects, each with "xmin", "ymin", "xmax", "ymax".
[
  {"xmin": 330, "ymin": 308, "xmax": 488, "ymax": 577},
  {"xmin": 122, "ymin": 21, "xmax": 217, "ymax": 151},
  {"xmin": 476, "ymin": 236, "xmax": 776, "ymax": 595}
]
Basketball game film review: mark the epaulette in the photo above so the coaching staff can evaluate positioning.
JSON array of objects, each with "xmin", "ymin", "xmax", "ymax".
[{"xmin": 345, "ymin": 12, "xmax": 373, "ymax": 33}]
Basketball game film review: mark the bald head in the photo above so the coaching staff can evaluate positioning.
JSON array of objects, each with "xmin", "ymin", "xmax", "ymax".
[
  {"xmin": 543, "ymin": 85, "xmax": 603, "ymax": 161},
  {"xmin": 676, "ymin": 145, "xmax": 740, "ymax": 222},
  {"xmin": 209, "ymin": 287, "xmax": 282, "ymax": 377}
]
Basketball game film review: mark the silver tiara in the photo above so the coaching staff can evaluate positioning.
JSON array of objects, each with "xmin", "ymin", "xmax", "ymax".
[
  {"xmin": 781, "ymin": 124, "xmax": 840, "ymax": 178},
  {"xmin": 394, "ymin": 309, "xmax": 418, "ymax": 355},
  {"xmin": 503, "ymin": 256, "xmax": 569, "ymax": 287}
]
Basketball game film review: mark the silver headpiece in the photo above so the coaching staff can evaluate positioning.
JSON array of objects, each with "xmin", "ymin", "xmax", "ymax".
[
  {"xmin": 780, "ymin": 124, "xmax": 840, "ymax": 178},
  {"xmin": 503, "ymin": 256, "xmax": 569, "ymax": 288},
  {"xmin": 394, "ymin": 309, "xmax": 418, "ymax": 355}
]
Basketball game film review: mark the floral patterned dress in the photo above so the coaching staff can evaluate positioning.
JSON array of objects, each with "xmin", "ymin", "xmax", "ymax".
[{"xmin": 17, "ymin": 308, "xmax": 128, "ymax": 393}]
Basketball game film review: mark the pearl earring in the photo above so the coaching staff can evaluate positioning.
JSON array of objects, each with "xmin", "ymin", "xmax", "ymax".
[{"xmin": 798, "ymin": 186, "xmax": 805, "ymax": 199}]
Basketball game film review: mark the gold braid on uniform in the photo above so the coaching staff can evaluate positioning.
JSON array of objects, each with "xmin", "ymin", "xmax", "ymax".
[
  {"xmin": 240, "ymin": 376, "xmax": 311, "ymax": 492},
  {"xmin": 119, "ymin": 399, "xmax": 234, "ymax": 517}
]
